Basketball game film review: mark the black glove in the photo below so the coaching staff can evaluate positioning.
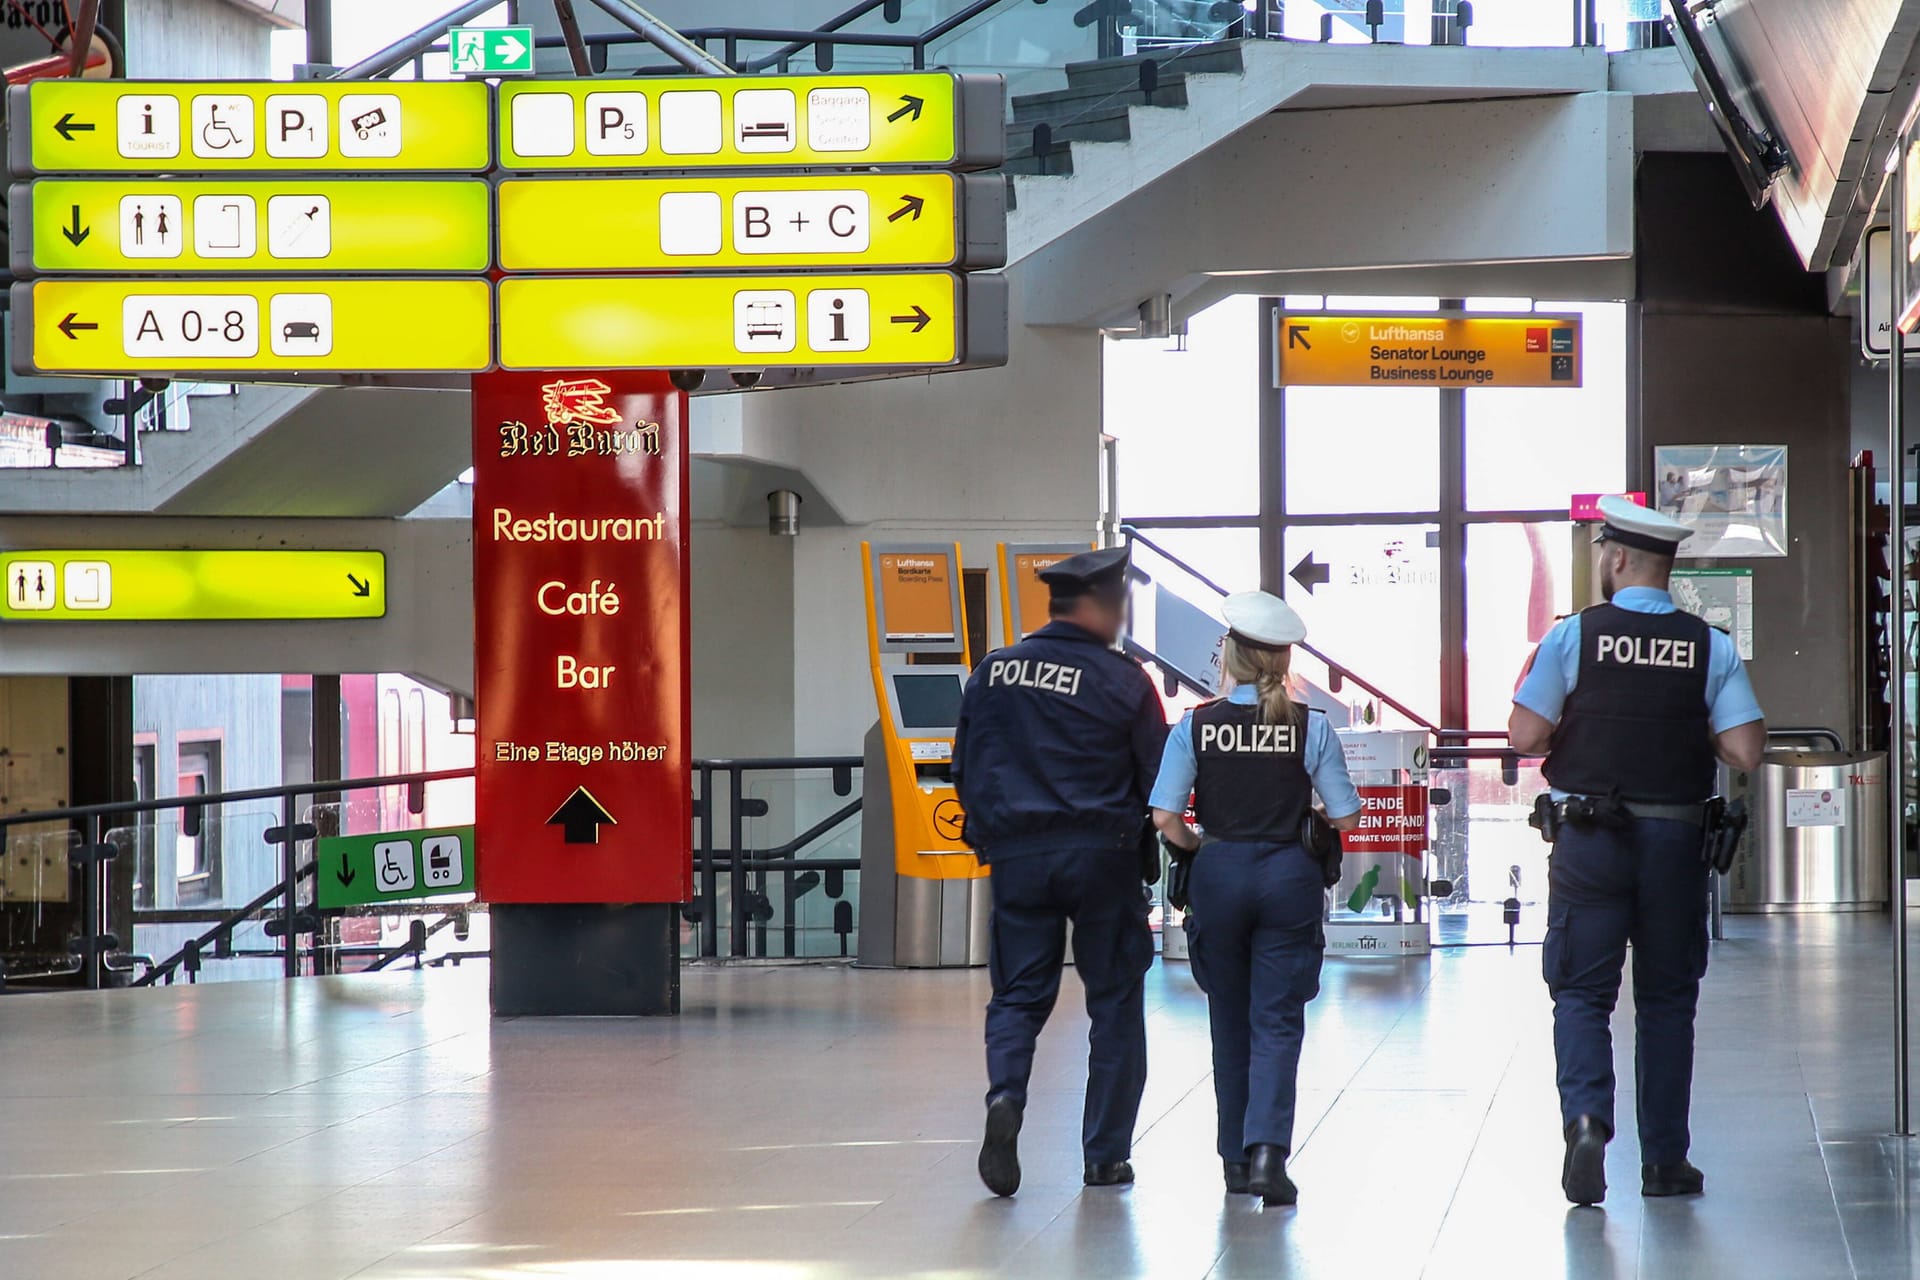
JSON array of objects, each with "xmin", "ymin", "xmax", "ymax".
[{"xmin": 1164, "ymin": 836, "xmax": 1195, "ymax": 912}]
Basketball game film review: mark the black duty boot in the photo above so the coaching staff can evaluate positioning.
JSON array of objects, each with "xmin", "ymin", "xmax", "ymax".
[
  {"xmin": 978, "ymin": 1095, "xmax": 1023, "ymax": 1198},
  {"xmin": 1223, "ymin": 1161, "xmax": 1251, "ymax": 1195},
  {"xmin": 1083, "ymin": 1160, "xmax": 1135, "ymax": 1187},
  {"xmin": 1246, "ymin": 1144, "xmax": 1296, "ymax": 1206},
  {"xmin": 1562, "ymin": 1116, "xmax": 1610, "ymax": 1207},
  {"xmin": 1642, "ymin": 1161, "xmax": 1705, "ymax": 1198}
]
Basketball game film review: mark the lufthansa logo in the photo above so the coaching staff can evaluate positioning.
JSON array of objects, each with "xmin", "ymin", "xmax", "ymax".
[{"xmin": 932, "ymin": 798, "xmax": 967, "ymax": 841}]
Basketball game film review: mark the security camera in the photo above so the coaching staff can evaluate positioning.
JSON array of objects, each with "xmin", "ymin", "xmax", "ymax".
[
  {"xmin": 730, "ymin": 370, "xmax": 763, "ymax": 389},
  {"xmin": 668, "ymin": 369, "xmax": 706, "ymax": 393}
]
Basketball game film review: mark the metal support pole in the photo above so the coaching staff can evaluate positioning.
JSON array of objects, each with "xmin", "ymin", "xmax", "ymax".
[
  {"xmin": 81, "ymin": 825, "xmax": 101, "ymax": 989},
  {"xmin": 585, "ymin": 0, "xmax": 734, "ymax": 74},
  {"xmin": 64, "ymin": 0, "xmax": 101, "ymax": 78},
  {"xmin": 305, "ymin": 0, "xmax": 333, "ymax": 66},
  {"xmin": 1259, "ymin": 298, "xmax": 1285, "ymax": 595},
  {"xmin": 331, "ymin": 0, "xmax": 505, "ymax": 79},
  {"xmin": 729, "ymin": 766, "xmax": 748, "ymax": 956},
  {"xmin": 698, "ymin": 763, "xmax": 717, "ymax": 957},
  {"xmin": 281, "ymin": 793, "xmax": 300, "ymax": 978},
  {"xmin": 551, "ymin": 0, "xmax": 595, "ymax": 76},
  {"xmin": 1438, "ymin": 299, "xmax": 1469, "ymax": 734},
  {"xmin": 1894, "ymin": 144, "xmax": 1913, "ymax": 1137}
]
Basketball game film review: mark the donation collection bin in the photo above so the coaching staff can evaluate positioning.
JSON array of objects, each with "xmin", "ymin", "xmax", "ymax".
[{"xmin": 1727, "ymin": 750, "xmax": 1888, "ymax": 913}]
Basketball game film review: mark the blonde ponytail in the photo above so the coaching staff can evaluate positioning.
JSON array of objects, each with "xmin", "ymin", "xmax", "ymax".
[{"xmin": 1221, "ymin": 634, "xmax": 1305, "ymax": 732}]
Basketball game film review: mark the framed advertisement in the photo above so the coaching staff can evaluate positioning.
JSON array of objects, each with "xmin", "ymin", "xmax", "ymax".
[{"xmin": 1653, "ymin": 444, "xmax": 1788, "ymax": 559}]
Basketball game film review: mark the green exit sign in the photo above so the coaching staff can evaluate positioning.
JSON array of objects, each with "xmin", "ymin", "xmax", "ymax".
[
  {"xmin": 449, "ymin": 24, "xmax": 534, "ymax": 76},
  {"xmin": 318, "ymin": 824, "xmax": 475, "ymax": 909}
]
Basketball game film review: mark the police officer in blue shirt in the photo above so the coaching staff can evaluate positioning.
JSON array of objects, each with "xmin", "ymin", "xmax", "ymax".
[
  {"xmin": 1509, "ymin": 496, "xmax": 1766, "ymax": 1207},
  {"xmin": 1150, "ymin": 591, "xmax": 1361, "ymax": 1206},
  {"xmin": 952, "ymin": 545, "xmax": 1169, "ymax": 1199}
]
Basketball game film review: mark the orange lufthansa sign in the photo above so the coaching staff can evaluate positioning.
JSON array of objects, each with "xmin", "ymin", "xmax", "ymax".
[
  {"xmin": 1275, "ymin": 313, "xmax": 1583, "ymax": 389},
  {"xmin": 877, "ymin": 550, "xmax": 957, "ymax": 645}
]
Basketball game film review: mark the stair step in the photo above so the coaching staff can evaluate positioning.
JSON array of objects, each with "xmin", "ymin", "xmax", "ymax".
[
  {"xmin": 1006, "ymin": 114, "xmax": 1132, "ymax": 150},
  {"xmin": 1061, "ymin": 40, "xmax": 1246, "ymax": 92},
  {"xmin": 1010, "ymin": 78, "xmax": 1190, "ymax": 124}
]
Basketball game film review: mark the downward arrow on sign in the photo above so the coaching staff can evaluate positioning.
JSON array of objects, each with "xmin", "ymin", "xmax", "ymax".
[{"xmin": 62, "ymin": 205, "xmax": 90, "ymax": 247}]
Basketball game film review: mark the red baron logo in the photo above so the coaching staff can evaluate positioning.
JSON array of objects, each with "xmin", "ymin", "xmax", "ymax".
[{"xmin": 542, "ymin": 378, "xmax": 624, "ymax": 429}]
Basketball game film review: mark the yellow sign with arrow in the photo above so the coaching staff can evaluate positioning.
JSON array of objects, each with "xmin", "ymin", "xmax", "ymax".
[{"xmin": 0, "ymin": 549, "xmax": 386, "ymax": 621}]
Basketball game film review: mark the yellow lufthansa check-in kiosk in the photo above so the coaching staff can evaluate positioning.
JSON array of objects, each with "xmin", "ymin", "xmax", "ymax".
[
  {"xmin": 856, "ymin": 542, "xmax": 991, "ymax": 968},
  {"xmin": 997, "ymin": 542, "xmax": 1094, "ymax": 644}
]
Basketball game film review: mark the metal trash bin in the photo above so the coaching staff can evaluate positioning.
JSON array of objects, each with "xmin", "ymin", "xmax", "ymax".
[{"xmin": 1727, "ymin": 751, "xmax": 1887, "ymax": 913}]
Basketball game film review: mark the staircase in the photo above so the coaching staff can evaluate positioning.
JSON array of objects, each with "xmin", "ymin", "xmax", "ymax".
[{"xmin": 1004, "ymin": 42, "xmax": 1249, "ymax": 178}]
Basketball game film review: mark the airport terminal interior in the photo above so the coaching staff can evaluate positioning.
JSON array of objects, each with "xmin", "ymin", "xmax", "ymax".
[{"xmin": 7, "ymin": 0, "xmax": 1920, "ymax": 1277}]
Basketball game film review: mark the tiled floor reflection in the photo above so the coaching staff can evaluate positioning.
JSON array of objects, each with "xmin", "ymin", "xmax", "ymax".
[{"xmin": 2, "ymin": 914, "xmax": 1918, "ymax": 1278}]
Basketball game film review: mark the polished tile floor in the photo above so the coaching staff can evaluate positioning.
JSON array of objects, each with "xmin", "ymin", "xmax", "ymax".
[{"xmin": 3, "ymin": 915, "xmax": 1919, "ymax": 1279}]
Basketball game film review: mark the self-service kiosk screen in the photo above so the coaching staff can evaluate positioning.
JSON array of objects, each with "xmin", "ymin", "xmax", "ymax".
[{"xmin": 893, "ymin": 672, "xmax": 966, "ymax": 731}]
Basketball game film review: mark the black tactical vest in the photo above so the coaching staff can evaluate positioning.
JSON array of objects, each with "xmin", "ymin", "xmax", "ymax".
[
  {"xmin": 1543, "ymin": 603, "xmax": 1716, "ymax": 804},
  {"xmin": 1191, "ymin": 698, "xmax": 1313, "ymax": 842}
]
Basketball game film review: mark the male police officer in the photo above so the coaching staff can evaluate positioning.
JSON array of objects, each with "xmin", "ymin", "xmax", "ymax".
[
  {"xmin": 1509, "ymin": 496, "xmax": 1765, "ymax": 1207},
  {"xmin": 952, "ymin": 545, "xmax": 1169, "ymax": 1198}
]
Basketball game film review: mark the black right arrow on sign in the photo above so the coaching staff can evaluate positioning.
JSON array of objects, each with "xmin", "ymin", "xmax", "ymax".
[{"xmin": 890, "ymin": 305, "xmax": 931, "ymax": 333}]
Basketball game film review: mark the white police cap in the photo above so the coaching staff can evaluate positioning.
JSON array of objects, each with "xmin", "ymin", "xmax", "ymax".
[
  {"xmin": 1222, "ymin": 590, "xmax": 1307, "ymax": 651},
  {"xmin": 1594, "ymin": 494, "xmax": 1691, "ymax": 553}
]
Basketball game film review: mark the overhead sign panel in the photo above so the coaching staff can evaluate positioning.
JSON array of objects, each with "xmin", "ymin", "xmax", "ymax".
[
  {"xmin": 1275, "ymin": 313, "xmax": 1584, "ymax": 388},
  {"xmin": 497, "ymin": 172, "xmax": 1002, "ymax": 272},
  {"xmin": 9, "ymin": 79, "xmax": 492, "ymax": 175},
  {"xmin": 498, "ymin": 272, "xmax": 964, "ymax": 370},
  {"xmin": 317, "ymin": 825, "xmax": 474, "ymax": 909},
  {"xmin": 0, "ymin": 549, "xmax": 386, "ymax": 621},
  {"xmin": 12, "ymin": 179, "xmax": 492, "ymax": 275},
  {"xmin": 13, "ymin": 277, "xmax": 492, "ymax": 376},
  {"xmin": 497, "ymin": 72, "xmax": 1001, "ymax": 171}
]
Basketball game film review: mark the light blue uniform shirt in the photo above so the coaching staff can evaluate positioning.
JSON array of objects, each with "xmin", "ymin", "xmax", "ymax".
[
  {"xmin": 1150, "ymin": 685, "xmax": 1363, "ymax": 820},
  {"xmin": 1513, "ymin": 586, "xmax": 1764, "ymax": 796}
]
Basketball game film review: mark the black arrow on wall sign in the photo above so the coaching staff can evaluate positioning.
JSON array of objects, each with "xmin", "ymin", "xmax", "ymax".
[
  {"xmin": 62, "ymin": 205, "xmax": 90, "ymax": 246},
  {"xmin": 548, "ymin": 787, "xmax": 617, "ymax": 845},
  {"xmin": 1289, "ymin": 552, "xmax": 1330, "ymax": 595}
]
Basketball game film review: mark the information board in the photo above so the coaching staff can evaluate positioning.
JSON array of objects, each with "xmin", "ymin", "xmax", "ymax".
[
  {"xmin": 0, "ymin": 549, "xmax": 386, "ymax": 621},
  {"xmin": 1276, "ymin": 313, "xmax": 1583, "ymax": 388},
  {"xmin": 13, "ymin": 277, "xmax": 493, "ymax": 376},
  {"xmin": 496, "ymin": 72, "xmax": 998, "ymax": 171},
  {"xmin": 497, "ymin": 271, "xmax": 963, "ymax": 369},
  {"xmin": 877, "ymin": 549, "xmax": 958, "ymax": 645},
  {"xmin": 10, "ymin": 79, "xmax": 493, "ymax": 174},
  {"xmin": 12, "ymin": 178, "xmax": 491, "ymax": 275},
  {"xmin": 472, "ymin": 370, "xmax": 691, "ymax": 905},
  {"xmin": 496, "ymin": 171, "xmax": 997, "ymax": 272}
]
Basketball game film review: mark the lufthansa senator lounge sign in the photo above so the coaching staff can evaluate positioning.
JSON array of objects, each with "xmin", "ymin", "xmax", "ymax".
[{"xmin": 1276, "ymin": 313, "xmax": 1584, "ymax": 389}]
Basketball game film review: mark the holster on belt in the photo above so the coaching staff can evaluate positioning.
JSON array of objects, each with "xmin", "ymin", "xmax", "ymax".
[
  {"xmin": 1701, "ymin": 796, "xmax": 1748, "ymax": 874},
  {"xmin": 1301, "ymin": 810, "xmax": 1344, "ymax": 890}
]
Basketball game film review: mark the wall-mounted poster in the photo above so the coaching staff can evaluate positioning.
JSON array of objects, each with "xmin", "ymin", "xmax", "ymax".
[{"xmin": 1653, "ymin": 445, "xmax": 1788, "ymax": 559}]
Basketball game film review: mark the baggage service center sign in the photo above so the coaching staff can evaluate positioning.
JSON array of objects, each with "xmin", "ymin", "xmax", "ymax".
[{"xmin": 1276, "ymin": 313, "xmax": 1583, "ymax": 388}]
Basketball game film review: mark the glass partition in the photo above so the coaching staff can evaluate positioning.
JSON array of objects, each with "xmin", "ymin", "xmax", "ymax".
[{"xmin": 1429, "ymin": 755, "xmax": 1550, "ymax": 945}]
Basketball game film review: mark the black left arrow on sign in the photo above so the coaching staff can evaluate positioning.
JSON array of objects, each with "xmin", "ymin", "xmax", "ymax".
[
  {"xmin": 887, "ymin": 94, "xmax": 925, "ymax": 123},
  {"xmin": 53, "ymin": 113, "xmax": 94, "ymax": 142},
  {"xmin": 890, "ymin": 305, "xmax": 932, "ymax": 334},
  {"xmin": 548, "ymin": 787, "xmax": 617, "ymax": 845},
  {"xmin": 57, "ymin": 313, "xmax": 97, "ymax": 340},
  {"xmin": 346, "ymin": 573, "xmax": 371, "ymax": 598},
  {"xmin": 888, "ymin": 194, "xmax": 925, "ymax": 223},
  {"xmin": 1289, "ymin": 552, "xmax": 1330, "ymax": 595},
  {"xmin": 62, "ymin": 206, "xmax": 90, "ymax": 246}
]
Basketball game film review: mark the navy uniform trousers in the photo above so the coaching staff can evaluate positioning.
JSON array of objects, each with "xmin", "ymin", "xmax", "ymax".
[
  {"xmin": 1186, "ymin": 839, "xmax": 1325, "ymax": 1161},
  {"xmin": 984, "ymin": 846, "xmax": 1153, "ymax": 1165},
  {"xmin": 1544, "ymin": 816, "xmax": 1710, "ymax": 1165}
]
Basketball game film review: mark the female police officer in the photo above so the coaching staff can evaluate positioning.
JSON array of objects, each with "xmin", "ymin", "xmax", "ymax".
[{"xmin": 1150, "ymin": 591, "xmax": 1360, "ymax": 1206}]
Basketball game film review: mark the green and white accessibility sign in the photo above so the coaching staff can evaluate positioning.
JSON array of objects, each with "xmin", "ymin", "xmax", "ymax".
[
  {"xmin": 449, "ymin": 24, "xmax": 535, "ymax": 76},
  {"xmin": 318, "ymin": 824, "xmax": 475, "ymax": 909}
]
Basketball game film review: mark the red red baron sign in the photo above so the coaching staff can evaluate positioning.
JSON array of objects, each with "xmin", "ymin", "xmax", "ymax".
[
  {"xmin": 472, "ymin": 370, "xmax": 691, "ymax": 904},
  {"xmin": 1340, "ymin": 785, "xmax": 1429, "ymax": 857}
]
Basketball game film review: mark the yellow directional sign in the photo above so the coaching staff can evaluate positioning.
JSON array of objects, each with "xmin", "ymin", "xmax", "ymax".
[
  {"xmin": 497, "ymin": 172, "xmax": 998, "ymax": 272},
  {"xmin": 0, "ymin": 550, "xmax": 386, "ymax": 621},
  {"xmin": 12, "ymin": 179, "xmax": 492, "ymax": 275},
  {"xmin": 497, "ymin": 272, "xmax": 963, "ymax": 370},
  {"xmin": 8, "ymin": 80, "xmax": 492, "ymax": 175},
  {"xmin": 497, "ymin": 73, "xmax": 998, "ymax": 171},
  {"xmin": 12, "ymin": 278, "xmax": 493, "ymax": 376},
  {"xmin": 1275, "ymin": 313, "xmax": 1584, "ymax": 388}
]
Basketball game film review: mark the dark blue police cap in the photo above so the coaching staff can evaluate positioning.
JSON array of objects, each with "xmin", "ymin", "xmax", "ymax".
[{"xmin": 1039, "ymin": 545, "xmax": 1131, "ymax": 601}]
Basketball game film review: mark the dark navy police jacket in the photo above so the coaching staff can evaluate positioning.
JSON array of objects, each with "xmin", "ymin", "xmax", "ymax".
[{"xmin": 952, "ymin": 621, "xmax": 1169, "ymax": 862}]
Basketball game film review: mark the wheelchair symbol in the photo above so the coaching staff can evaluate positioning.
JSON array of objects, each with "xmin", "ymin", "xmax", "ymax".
[
  {"xmin": 201, "ymin": 103, "xmax": 241, "ymax": 151},
  {"xmin": 371, "ymin": 841, "xmax": 416, "ymax": 894}
]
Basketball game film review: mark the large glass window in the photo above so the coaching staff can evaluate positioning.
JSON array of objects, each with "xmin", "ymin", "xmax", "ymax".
[
  {"xmin": 1465, "ymin": 522, "xmax": 1574, "ymax": 731},
  {"xmin": 1465, "ymin": 302, "xmax": 1627, "ymax": 510},
  {"xmin": 175, "ymin": 738, "xmax": 221, "ymax": 904},
  {"xmin": 1284, "ymin": 524, "xmax": 1442, "ymax": 726},
  {"xmin": 1284, "ymin": 387, "xmax": 1440, "ymax": 514}
]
